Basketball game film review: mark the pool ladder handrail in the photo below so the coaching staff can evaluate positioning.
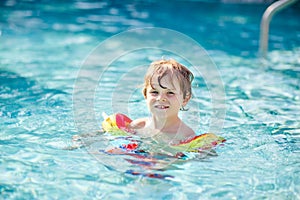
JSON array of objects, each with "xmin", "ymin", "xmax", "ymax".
[{"xmin": 259, "ymin": 0, "xmax": 299, "ymax": 58}]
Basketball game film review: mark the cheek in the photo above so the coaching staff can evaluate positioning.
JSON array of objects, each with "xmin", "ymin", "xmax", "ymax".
[
  {"xmin": 145, "ymin": 96, "xmax": 155, "ymax": 105},
  {"xmin": 170, "ymin": 95, "xmax": 182, "ymax": 103}
]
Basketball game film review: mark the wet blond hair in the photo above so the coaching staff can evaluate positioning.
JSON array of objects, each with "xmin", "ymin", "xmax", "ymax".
[{"xmin": 143, "ymin": 59, "xmax": 194, "ymax": 101}]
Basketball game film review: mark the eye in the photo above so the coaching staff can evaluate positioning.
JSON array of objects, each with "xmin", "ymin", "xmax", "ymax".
[
  {"xmin": 149, "ymin": 90, "xmax": 158, "ymax": 95},
  {"xmin": 167, "ymin": 91, "xmax": 175, "ymax": 95}
]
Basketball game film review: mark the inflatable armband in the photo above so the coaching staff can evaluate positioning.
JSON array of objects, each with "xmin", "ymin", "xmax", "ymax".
[
  {"xmin": 171, "ymin": 133, "xmax": 226, "ymax": 152},
  {"xmin": 102, "ymin": 112, "xmax": 134, "ymax": 135},
  {"xmin": 102, "ymin": 113, "xmax": 226, "ymax": 151}
]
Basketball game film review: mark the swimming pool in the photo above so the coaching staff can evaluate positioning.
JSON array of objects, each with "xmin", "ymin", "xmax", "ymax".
[{"xmin": 1, "ymin": 0, "xmax": 300, "ymax": 199}]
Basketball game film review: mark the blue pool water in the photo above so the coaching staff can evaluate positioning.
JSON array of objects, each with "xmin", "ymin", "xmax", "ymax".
[{"xmin": 1, "ymin": 0, "xmax": 300, "ymax": 199}]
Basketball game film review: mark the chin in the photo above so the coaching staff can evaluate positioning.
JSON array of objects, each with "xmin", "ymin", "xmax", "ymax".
[{"xmin": 152, "ymin": 110, "xmax": 168, "ymax": 116}]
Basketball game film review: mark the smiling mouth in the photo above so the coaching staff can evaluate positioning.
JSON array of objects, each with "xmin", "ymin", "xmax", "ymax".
[{"xmin": 154, "ymin": 105, "xmax": 169, "ymax": 109}]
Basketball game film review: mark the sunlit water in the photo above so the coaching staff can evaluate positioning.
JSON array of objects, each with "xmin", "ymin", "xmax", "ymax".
[{"xmin": 1, "ymin": 1, "xmax": 300, "ymax": 199}]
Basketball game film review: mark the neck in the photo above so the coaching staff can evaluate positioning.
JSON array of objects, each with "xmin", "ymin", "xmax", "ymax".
[{"xmin": 149, "ymin": 115, "xmax": 181, "ymax": 133}]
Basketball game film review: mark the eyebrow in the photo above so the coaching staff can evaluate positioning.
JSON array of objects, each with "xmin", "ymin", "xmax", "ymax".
[{"xmin": 150, "ymin": 85, "xmax": 176, "ymax": 91}]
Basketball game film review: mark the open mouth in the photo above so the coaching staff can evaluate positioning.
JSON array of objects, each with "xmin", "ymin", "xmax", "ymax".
[{"xmin": 154, "ymin": 105, "xmax": 169, "ymax": 109}]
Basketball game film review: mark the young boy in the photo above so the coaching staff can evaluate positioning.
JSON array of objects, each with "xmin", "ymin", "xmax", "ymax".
[
  {"xmin": 129, "ymin": 59, "xmax": 196, "ymax": 144},
  {"xmin": 71, "ymin": 59, "xmax": 224, "ymax": 156}
]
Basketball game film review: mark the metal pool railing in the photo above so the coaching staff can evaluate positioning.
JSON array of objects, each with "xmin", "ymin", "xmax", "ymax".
[{"xmin": 259, "ymin": 0, "xmax": 299, "ymax": 58}]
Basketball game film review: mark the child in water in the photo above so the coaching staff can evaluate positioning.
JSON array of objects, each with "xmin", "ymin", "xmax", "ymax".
[
  {"xmin": 128, "ymin": 59, "xmax": 196, "ymax": 144},
  {"xmin": 72, "ymin": 58, "xmax": 224, "ymax": 155}
]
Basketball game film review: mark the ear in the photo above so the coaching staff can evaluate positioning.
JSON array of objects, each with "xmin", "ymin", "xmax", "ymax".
[
  {"xmin": 182, "ymin": 94, "xmax": 191, "ymax": 106},
  {"xmin": 142, "ymin": 88, "xmax": 147, "ymax": 99}
]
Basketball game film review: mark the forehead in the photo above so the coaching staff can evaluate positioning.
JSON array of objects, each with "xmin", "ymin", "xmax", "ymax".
[{"xmin": 149, "ymin": 73, "xmax": 181, "ymax": 90}]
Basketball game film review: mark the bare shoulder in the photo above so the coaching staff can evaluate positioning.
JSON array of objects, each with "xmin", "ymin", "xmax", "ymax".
[
  {"xmin": 129, "ymin": 118, "xmax": 147, "ymax": 129},
  {"xmin": 181, "ymin": 122, "xmax": 196, "ymax": 138}
]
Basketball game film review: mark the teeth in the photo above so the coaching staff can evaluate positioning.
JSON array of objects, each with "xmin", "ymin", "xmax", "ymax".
[{"xmin": 155, "ymin": 105, "xmax": 168, "ymax": 109}]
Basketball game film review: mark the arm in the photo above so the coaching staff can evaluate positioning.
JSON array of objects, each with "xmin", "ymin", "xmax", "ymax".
[{"xmin": 128, "ymin": 118, "xmax": 147, "ymax": 130}]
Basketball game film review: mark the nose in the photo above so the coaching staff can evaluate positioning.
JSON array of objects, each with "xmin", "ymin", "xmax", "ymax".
[{"xmin": 157, "ymin": 93, "xmax": 167, "ymax": 102}]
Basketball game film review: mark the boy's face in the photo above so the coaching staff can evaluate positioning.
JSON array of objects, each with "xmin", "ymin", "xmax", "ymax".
[{"xmin": 145, "ymin": 74, "xmax": 188, "ymax": 118}]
